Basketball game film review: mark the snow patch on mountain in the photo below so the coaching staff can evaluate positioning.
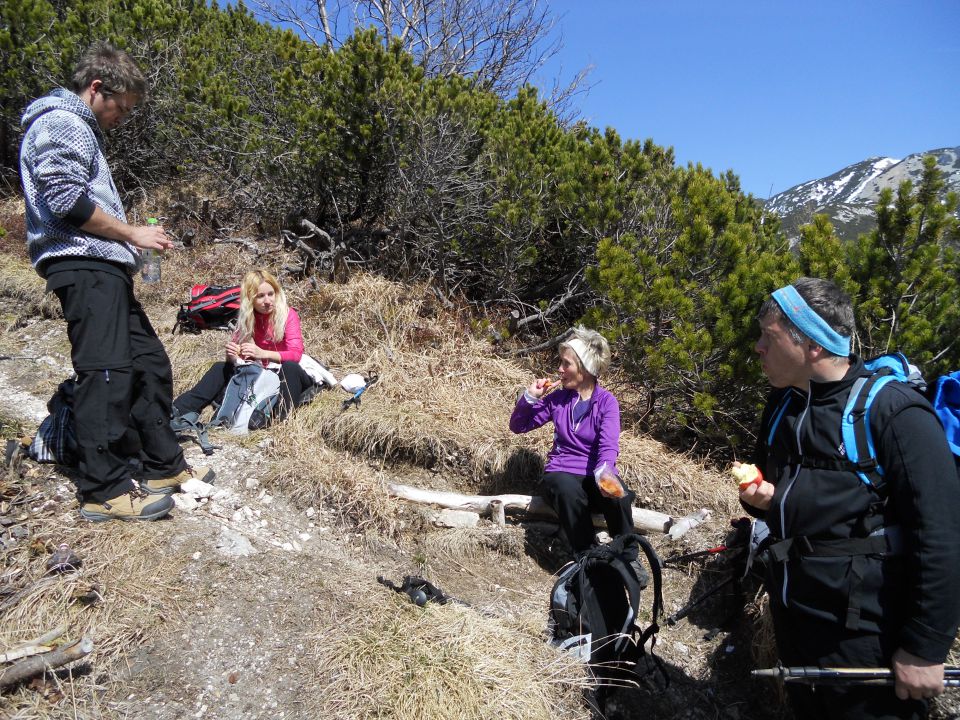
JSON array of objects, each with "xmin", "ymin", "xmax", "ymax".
[{"xmin": 764, "ymin": 146, "xmax": 960, "ymax": 243}]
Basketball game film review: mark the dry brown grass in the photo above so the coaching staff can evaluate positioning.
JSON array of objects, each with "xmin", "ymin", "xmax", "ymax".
[
  {"xmin": 311, "ymin": 572, "xmax": 592, "ymax": 720},
  {"xmin": 0, "ymin": 463, "xmax": 184, "ymax": 716},
  {"xmin": 0, "ymin": 254, "xmax": 59, "ymax": 324},
  {"xmin": 213, "ymin": 270, "xmax": 738, "ymax": 533}
]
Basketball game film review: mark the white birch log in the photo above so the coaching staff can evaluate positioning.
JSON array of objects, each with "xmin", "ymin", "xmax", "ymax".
[{"xmin": 387, "ymin": 483, "xmax": 674, "ymax": 534}]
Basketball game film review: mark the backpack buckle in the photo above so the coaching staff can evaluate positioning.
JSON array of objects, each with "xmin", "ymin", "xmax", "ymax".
[{"xmin": 854, "ymin": 458, "xmax": 879, "ymax": 472}]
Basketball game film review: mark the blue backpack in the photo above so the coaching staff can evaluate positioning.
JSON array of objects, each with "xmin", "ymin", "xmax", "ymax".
[
  {"xmin": 840, "ymin": 352, "xmax": 960, "ymax": 491},
  {"xmin": 766, "ymin": 352, "xmax": 959, "ymax": 495}
]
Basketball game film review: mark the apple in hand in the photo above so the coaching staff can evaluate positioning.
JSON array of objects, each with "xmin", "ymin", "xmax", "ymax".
[{"xmin": 731, "ymin": 462, "xmax": 763, "ymax": 491}]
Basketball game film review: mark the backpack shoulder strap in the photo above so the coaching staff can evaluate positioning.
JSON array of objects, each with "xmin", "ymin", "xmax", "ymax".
[
  {"xmin": 614, "ymin": 533, "xmax": 669, "ymax": 688},
  {"xmin": 603, "ymin": 536, "xmax": 664, "ymax": 640},
  {"xmin": 842, "ymin": 367, "xmax": 900, "ymax": 494}
]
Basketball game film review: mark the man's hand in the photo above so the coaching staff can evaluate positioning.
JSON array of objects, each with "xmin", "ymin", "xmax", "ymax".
[
  {"xmin": 892, "ymin": 648, "xmax": 944, "ymax": 701},
  {"xmin": 81, "ymin": 206, "xmax": 174, "ymax": 250},
  {"xmin": 739, "ymin": 479, "xmax": 774, "ymax": 510},
  {"xmin": 128, "ymin": 222, "xmax": 174, "ymax": 251}
]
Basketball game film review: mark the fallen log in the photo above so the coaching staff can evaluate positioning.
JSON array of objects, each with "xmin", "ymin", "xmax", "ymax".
[
  {"xmin": 387, "ymin": 483, "xmax": 681, "ymax": 535},
  {"xmin": 0, "ymin": 636, "xmax": 93, "ymax": 689},
  {"xmin": 0, "ymin": 625, "xmax": 66, "ymax": 663}
]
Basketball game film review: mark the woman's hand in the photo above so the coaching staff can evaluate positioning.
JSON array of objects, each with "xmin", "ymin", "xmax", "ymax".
[
  {"xmin": 527, "ymin": 378, "xmax": 556, "ymax": 398},
  {"xmin": 239, "ymin": 341, "xmax": 261, "ymax": 360},
  {"xmin": 225, "ymin": 340, "xmax": 241, "ymax": 361}
]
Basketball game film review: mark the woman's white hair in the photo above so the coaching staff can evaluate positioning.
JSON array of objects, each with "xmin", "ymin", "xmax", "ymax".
[{"xmin": 559, "ymin": 326, "xmax": 611, "ymax": 378}]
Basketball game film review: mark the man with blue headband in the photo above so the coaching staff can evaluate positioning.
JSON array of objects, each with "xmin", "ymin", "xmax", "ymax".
[{"xmin": 740, "ymin": 277, "xmax": 960, "ymax": 720}]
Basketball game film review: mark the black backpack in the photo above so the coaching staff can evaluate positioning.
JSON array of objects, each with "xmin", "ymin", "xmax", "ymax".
[
  {"xmin": 549, "ymin": 533, "xmax": 667, "ymax": 689},
  {"xmin": 173, "ymin": 284, "xmax": 241, "ymax": 334},
  {"xmin": 28, "ymin": 379, "xmax": 141, "ymax": 466}
]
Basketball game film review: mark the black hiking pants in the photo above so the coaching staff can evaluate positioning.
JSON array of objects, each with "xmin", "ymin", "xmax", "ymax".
[
  {"xmin": 174, "ymin": 360, "xmax": 313, "ymax": 422},
  {"xmin": 49, "ymin": 266, "xmax": 187, "ymax": 503},
  {"xmin": 541, "ymin": 471, "xmax": 635, "ymax": 554},
  {"xmin": 772, "ymin": 606, "xmax": 928, "ymax": 720}
]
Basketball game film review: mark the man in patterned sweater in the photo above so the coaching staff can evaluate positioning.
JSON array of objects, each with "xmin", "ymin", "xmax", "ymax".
[{"xmin": 19, "ymin": 41, "xmax": 212, "ymax": 521}]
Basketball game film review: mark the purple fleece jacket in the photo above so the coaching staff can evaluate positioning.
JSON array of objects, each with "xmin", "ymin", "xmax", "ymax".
[{"xmin": 509, "ymin": 385, "xmax": 621, "ymax": 476}]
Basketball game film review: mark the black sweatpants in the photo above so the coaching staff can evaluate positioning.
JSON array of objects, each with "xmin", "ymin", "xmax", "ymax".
[
  {"xmin": 174, "ymin": 360, "xmax": 313, "ymax": 421},
  {"xmin": 771, "ymin": 606, "xmax": 928, "ymax": 720},
  {"xmin": 541, "ymin": 471, "xmax": 635, "ymax": 554},
  {"xmin": 49, "ymin": 267, "xmax": 187, "ymax": 503}
]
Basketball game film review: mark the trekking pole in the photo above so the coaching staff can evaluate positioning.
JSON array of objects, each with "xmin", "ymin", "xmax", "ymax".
[
  {"xmin": 752, "ymin": 665, "xmax": 960, "ymax": 687},
  {"xmin": 662, "ymin": 544, "xmax": 741, "ymax": 566},
  {"xmin": 666, "ymin": 573, "xmax": 738, "ymax": 626},
  {"xmin": 341, "ymin": 374, "xmax": 379, "ymax": 411}
]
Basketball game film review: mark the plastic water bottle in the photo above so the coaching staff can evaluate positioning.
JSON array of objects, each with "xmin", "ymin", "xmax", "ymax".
[
  {"xmin": 46, "ymin": 543, "xmax": 82, "ymax": 573},
  {"xmin": 141, "ymin": 217, "xmax": 161, "ymax": 283}
]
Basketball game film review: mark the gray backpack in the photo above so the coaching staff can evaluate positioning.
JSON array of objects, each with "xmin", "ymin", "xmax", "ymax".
[{"xmin": 211, "ymin": 363, "xmax": 282, "ymax": 434}]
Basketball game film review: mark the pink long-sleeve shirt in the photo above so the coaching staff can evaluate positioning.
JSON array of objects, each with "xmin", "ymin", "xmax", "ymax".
[{"xmin": 252, "ymin": 308, "xmax": 304, "ymax": 364}]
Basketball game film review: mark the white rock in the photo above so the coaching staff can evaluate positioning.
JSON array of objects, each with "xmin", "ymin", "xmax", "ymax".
[
  {"xmin": 216, "ymin": 527, "xmax": 257, "ymax": 557},
  {"xmin": 281, "ymin": 542, "xmax": 293, "ymax": 551},
  {"xmin": 245, "ymin": 477, "xmax": 260, "ymax": 490},
  {"xmin": 434, "ymin": 509, "xmax": 480, "ymax": 528},
  {"xmin": 206, "ymin": 502, "xmax": 231, "ymax": 519},
  {"xmin": 297, "ymin": 533, "xmax": 311, "ymax": 542},
  {"xmin": 292, "ymin": 541, "xmax": 302, "ymax": 552},
  {"xmin": 181, "ymin": 477, "xmax": 216, "ymax": 499},
  {"xmin": 261, "ymin": 494, "xmax": 273, "ymax": 505},
  {"xmin": 305, "ymin": 507, "xmax": 316, "ymax": 518},
  {"xmin": 173, "ymin": 494, "xmax": 200, "ymax": 512}
]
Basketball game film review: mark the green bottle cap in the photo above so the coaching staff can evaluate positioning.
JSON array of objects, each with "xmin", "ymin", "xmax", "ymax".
[{"xmin": 147, "ymin": 217, "xmax": 158, "ymax": 225}]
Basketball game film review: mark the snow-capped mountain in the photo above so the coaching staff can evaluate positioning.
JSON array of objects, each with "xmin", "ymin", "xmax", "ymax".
[{"xmin": 765, "ymin": 146, "xmax": 960, "ymax": 243}]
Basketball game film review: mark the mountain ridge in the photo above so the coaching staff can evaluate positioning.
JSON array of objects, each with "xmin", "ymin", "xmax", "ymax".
[{"xmin": 765, "ymin": 145, "xmax": 960, "ymax": 243}]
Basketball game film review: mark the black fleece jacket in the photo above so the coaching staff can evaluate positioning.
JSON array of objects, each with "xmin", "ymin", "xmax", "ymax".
[{"xmin": 749, "ymin": 356, "xmax": 960, "ymax": 662}]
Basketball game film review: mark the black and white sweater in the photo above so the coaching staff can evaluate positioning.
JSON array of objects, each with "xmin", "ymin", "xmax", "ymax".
[{"xmin": 19, "ymin": 88, "xmax": 139, "ymax": 276}]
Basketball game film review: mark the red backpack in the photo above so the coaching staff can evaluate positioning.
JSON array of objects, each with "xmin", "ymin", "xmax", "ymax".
[{"xmin": 173, "ymin": 284, "xmax": 241, "ymax": 334}]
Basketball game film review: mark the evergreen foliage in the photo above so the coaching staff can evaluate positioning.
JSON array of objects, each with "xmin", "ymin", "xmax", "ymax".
[
  {"xmin": 798, "ymin": 156, "xmax": 960, "ymax": 378},
  {"xmin": 3, "ymin": 1, "xmax": 958, "ymax": 453},
  {"xmin": 585, "ymin": 162, "xmax": 797, "ymax": 446}
]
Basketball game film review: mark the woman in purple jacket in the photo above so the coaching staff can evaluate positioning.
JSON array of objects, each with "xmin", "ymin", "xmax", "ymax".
[{"xmin": 510, "ymin": 326, "xmax": 634, "ymax": 554}]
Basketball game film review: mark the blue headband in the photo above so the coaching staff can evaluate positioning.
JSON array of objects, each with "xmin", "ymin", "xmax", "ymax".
[{"xmin": 772, "ymin": 285, "xmax": 851, "ymax": 357}]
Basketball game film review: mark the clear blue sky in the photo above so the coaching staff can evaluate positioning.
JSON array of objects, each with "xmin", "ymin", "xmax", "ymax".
[{"xmin": 534, "ymin": 0, "xmax": 960, "ymax": 198}]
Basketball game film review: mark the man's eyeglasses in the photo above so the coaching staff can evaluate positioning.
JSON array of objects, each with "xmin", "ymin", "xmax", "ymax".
[{"xmin": 100, "ymin": 86, "xmax": 136, "ymax": 116}]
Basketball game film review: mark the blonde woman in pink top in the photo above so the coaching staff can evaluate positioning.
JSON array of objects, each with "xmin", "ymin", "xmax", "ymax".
[{"xmin": 173, "ymin": 269, "xmax": 314, "ymax": 427}]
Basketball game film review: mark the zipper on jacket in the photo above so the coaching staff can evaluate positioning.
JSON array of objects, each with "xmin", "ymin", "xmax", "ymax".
[
  {"xmin": 777, "ymin": 384, "xmax": 811, "ymax": 607},
  {"xmin": 570, "ymin": 392, "xmax": 594, "ymax": 433}
]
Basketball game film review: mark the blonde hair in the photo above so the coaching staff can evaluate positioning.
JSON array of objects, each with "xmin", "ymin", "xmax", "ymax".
[
  {"xmin": 559, "ymin": 326, "xmax": 612, "ymax": 378},
  {"xmin": 235, "ymin": 269, "xmax": 288, "ymax": 343}
]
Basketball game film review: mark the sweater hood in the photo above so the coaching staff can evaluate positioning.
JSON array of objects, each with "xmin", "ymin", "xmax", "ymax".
[{"xmin": 22, "ymin": 88, "xmax": 103, "ymax": 143}]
